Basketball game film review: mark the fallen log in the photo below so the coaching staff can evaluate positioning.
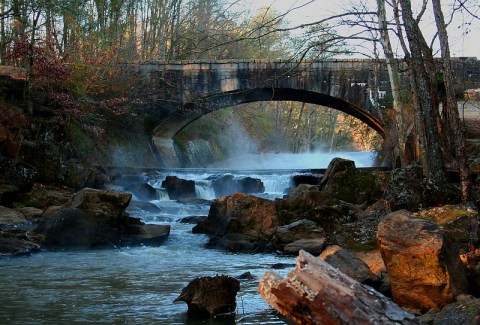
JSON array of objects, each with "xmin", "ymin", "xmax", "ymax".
[{"xmin": 258, "ymin": 250, "xmax": 423, "ymax": 324}]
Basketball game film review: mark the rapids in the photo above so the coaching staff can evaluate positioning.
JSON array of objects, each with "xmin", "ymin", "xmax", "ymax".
[{"xmin": 0, "ymin": 152, "xmax": 375, "ymax": 324}]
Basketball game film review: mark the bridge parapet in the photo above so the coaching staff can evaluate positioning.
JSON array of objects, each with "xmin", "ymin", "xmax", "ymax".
[{"xmin": 122, "ymin": 58, "xmax": 480, "ymax": 167}]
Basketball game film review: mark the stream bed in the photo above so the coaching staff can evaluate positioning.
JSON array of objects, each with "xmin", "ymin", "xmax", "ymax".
[
  {"xmin": 0, "ymin": 151, "xmax": 375, "ymax": 324},
  {"xmin": 1, "ymin": 170, "xmax": 301, "ymax": 325}
]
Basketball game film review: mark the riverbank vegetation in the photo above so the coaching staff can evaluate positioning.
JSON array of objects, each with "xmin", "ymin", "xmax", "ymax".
[
  {"xmin": 0, "ymin": 1, "xmax": 478, "ymax": 175},
  {"xmin": 1, "ymin": 0, "xmax": 480, "ymax": 323}
]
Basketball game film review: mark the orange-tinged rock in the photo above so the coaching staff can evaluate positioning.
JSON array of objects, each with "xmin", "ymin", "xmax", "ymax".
[
  {"xmin": 193, "ymin": 193, "xmax": 278, "ymax": 251},
  {"xmin": 377, "ymin": 210, "xmax": 469, "ymax": 312}
]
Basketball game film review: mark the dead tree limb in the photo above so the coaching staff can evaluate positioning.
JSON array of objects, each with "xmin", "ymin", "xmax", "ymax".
[{"xmin": 258, "ymin": 250, "xmax": 423, "ymax": 324}]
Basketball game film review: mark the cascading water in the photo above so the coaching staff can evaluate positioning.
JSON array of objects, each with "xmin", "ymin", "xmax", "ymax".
[{"xmin": 0, "ymin": 151, "xmax": 375, "ymax": 324}]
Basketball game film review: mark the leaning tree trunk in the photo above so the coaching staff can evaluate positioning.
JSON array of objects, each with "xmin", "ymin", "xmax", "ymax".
[
  {"xmin": 258, "ymin": 250, "xmax": 422, "ymax": 324},
  {"xmin": 431, "ymin": 0, "xmax": 470, "ymax": 201}
]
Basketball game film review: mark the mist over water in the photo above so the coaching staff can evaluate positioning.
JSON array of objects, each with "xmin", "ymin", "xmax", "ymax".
[
  {"xmin": 206, "ymin": 117, "xmax": 377, "ymax": 170},
  {"xmin": 208, "ymin": 150, "xmax": 377, "ymax": 170}
]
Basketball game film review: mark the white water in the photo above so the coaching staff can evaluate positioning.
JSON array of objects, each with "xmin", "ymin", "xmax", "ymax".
[
  {"xmin": 208, "ymin": 150, "xmax": 377, "ymax": 170},
  {"xmin": 1, "ymin": 152, "xmax": 375, "ymax": 324}
]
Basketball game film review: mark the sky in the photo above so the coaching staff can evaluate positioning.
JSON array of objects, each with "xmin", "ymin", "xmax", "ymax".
[{"xmin": 241, "ymin": 0, "xmax": 480, "ymax": 58}]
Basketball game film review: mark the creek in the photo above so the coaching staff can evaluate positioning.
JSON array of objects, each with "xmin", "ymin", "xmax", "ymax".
[{"xmin": 0, "ymin": 151, "xmax": 375, "ymax": 324}]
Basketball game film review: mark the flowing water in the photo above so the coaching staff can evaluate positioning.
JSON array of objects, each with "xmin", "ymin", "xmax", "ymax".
[{"xmin": 0, "ymin": 151, "xmax": 375, "ymax": 324}]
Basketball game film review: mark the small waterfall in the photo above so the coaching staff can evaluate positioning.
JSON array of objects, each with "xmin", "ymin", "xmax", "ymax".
[
  {"xmin": 254, "ymin": 173, "xmax": 293, "ymax": 195},
  {"xmin": 156, "ymin": 188, "xmax": 170, "ymax": 201},
  {"xmin": 150, "ymin": 179, "xmax": 171, "ymax": 201},
  {"xmin": 195, "ymin": 180, "xmax": 216, "ymax": 200}
]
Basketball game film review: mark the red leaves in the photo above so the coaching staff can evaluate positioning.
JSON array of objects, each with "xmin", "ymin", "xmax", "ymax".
[
  {"xmin": 5, "ymin": 37, "xmax": 71, "ymax": 88},
  {"xmin": 49, "ymin": 92, "xmax": 84, "ymax": 125},
  {"xmin": 99, "ymin": 97, "xmax": 135, "ymax": 116}
]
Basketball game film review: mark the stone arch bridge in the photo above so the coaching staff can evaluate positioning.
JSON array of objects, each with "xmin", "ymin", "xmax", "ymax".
[{"xmin": 125, "ymin": 58, "xmax": 480, "ymax": 167}]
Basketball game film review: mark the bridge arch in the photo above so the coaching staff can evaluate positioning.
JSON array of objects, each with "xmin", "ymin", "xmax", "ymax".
[{"xmin": 152, "ymin": 87, "xmax": 385, "ymax": 167}]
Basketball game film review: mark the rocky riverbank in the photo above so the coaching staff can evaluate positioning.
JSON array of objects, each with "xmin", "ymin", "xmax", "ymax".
[
  {"xmin": 189, "ymin": 158, "xmax": 480, "ymax": 323},
  {"xmin": 1, "ymin": 154, "xmax": 480, "ymax": 323}
]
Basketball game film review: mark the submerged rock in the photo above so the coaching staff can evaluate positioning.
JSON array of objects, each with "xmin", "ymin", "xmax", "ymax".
[
  {"xmin": 123, "ymin": 223, "xmax": 170, "ymax": 246},
  {"xmin": 0, "ymin": 228, "xmax": 41, "ymax": 257},
  {"xmin": 125, "ymin": 183, "xmax": 158, "ymax": 201},
  {"xmin": 377, "ymin": 210, "xmax": 469, "ymax": 312},
  {"xmin": 174, "ymin": 275, "xmax": 240, "ymax": 318},
  {"xmin": 178, "ymin": 216, "xmax": 207, "ymax": 224}
]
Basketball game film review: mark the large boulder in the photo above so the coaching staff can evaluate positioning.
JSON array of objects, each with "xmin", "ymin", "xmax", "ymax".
[
  {"xmin": 239, "ymin": 176, "xmax": 265, "ymax": 194},
  {"xmin": 276, "ymin": 190, "xmax": 349, "ymax": 225},
  {"xmin": 414, "ymin": 203, "xmax": 479, "ymax": 248},
  {"xmin": 193, "ymin": 193, "xmax": 277, "ymax": 252},
  {"xmin": 174, "ymin": 275, "xmax": 240, "ymax": 318},
  {"xmin": 211, "ymin": 174, "xmax": 264, "ymax": 197},
  {"xmin": 36, "ymin": 206, "xmax": 124, "ymax": 247},
  {"xmin": 383, "ymin": 163, "xmax": 461, "ymax": 211},
  {"xmin": 35, "ymin": 188, "xmax": 165, "ymax": 248},
  {"xmin": 69, "ymin": 187, "xmax": 131, "ymax": 216},
  {"xmin": 36, "ymin": 188, "xmax": 170, "ymax": 248},
  {"xmin": 162, "ymin": 176, "xmax": 196, "ymax": 200},
  {"xmin": 319, "ymin": 157, "xmax": 380, "ymax": 204},
  {"xmin": 276, "ymin": 191, "xmax": 357, "ymax": 246},
  {"xmin": 377, "ymin": 210, "xmax": 469, "ymax": 312},
  {"xmin": 335, "ymin": 200, "xmax": 391, "ymax": 252}
]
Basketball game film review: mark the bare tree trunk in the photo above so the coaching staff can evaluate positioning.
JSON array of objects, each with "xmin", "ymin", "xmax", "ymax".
[
  {"xmin": 377, "ymin": 0, "xmax": 408, "ymax": 166},
  {"xmin": 432, "ymin": 0, "xmax": 470, "ymax": 200},
  {"xmin": 12, "ymin": 0, "xmax": 24, "ymax": 39},
  {"xmin": 399, "ymin": 0, "xmax": 446, "ymax": 182},
  {"xmin": 329, "ymin": 109, "xmax": 339, "ymax": 152},
  {"xmin": 0, "ymin": 0, "xmax": 5, "ymax": 64},
  {"xmin": 292, "ymin": 102, "xmax": 306, "ymax": 152},
  {"xmin": 258, "ymin": 250, "xmax": 422, "ymax": 325}
]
